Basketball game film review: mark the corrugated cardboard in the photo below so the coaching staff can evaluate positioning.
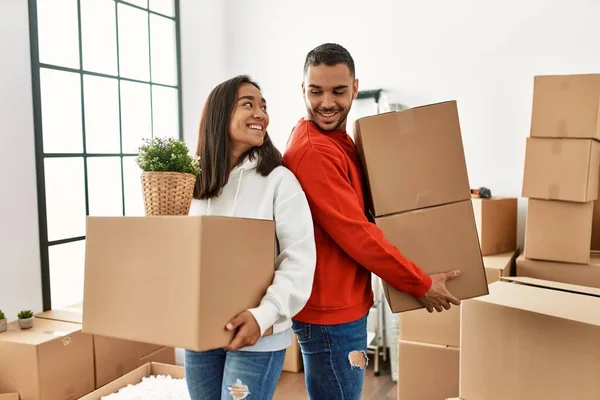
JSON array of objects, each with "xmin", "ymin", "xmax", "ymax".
[
  {"xmin": 354, "ymin": 101, "xmax": 470, "ymax": 216},
  {"xmin": 398, "ymin": 340, "xmax": 459, "ymax": 400},
  {"xmin": 282, "ymin": 334, "xmax": 302, "ymax": 373},
  {"xmin": 472, "ymin": 197, "xmax": 518, "ymax": 255},
  {"xmin": 139, "ymin": 346, "xmax": 175, "ymax": 366},
  {"xmin": 530, "ymin": 74, "xmax": 600, "ymax": 140},
  {"xmin": 79, "ymin": 363, "xmax": 184, "ymax": 400},
  {"xmin": 375, "ymin": 201, "xmax": 488, "ymax": 313},
  {"xmin": 522, "ymin": 137, "xmax": 600, "ymax": 202},
  {"xmin": 137, "ymin": 342, "xmax": 162, "ymax": 359},
  {"xmin": 516, "ymin": 254, "xmax": 600, "ymax": 289},
  {"xmin": 0, "ymin": 319, "xmax": 94, "ymax": 400},
  {"xmin": 460, "ymin": 278, "xmax": 600, "ymax": 399},
  {"xmin": 483, "ymin": 249, "xmax": 518, "ymax": 284},
  {"xmin": 0, "ymin": 394, "xmax": 19, "ymax": 400},
  {"xmin": 83, "ymin": 216, "xmax": 275, "ymax": 352},
  {"xmin": 399, "ymin": 304, "xmax": 459, "ymax": 347},
  {"xmin": 524, "ymin": 199, "xmax": 593, "ymax": 264}
]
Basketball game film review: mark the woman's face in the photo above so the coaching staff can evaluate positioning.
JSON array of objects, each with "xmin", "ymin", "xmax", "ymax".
[{"xmin": 229, "ymin": 83, "xmax": 269, "ymax": 154}]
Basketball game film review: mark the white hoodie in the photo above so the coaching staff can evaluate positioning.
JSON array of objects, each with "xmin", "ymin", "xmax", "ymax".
[{"xmin": 189, "ymin": 155, "xmax": 316, "ymax": 352}]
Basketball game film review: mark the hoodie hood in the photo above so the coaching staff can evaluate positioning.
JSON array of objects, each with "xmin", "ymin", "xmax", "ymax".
[{"xmin": 207, "ymin": 154, "xmax": 259, "ymax": 216}]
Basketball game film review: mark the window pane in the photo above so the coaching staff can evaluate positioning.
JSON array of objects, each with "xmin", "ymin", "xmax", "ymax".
[
  {"xmin": 123, "ymin": 156, "xmax": 145, "ymax": 216},
  {"xmin": 149, "ymin": 0, "xmax": 175, "ymax": 17},
  {"xmin": 45, "ymin": 158, "xmax": 86, "ymax": 241},
  {"xmin": 122, "ymin": 0, "xmax": 148, "ymax": 8},
  {"xmin": 152, "ymin": 85, "xmax": 179, "ymax": 139},
  {"xmin": 117, "ymin": 4, "xmax": 150, "ymax": 81},
  {"xmin": 49, "ymin": 240, "xmax": 85, "ymax": 310},
  {"xmin": 81, "ymin": 0, "xmax": 118, "ymax": 75},
  {"xmin": 121, "ymin": 81, "xmax": 152, "ymax": 153},
  {"xmin": 84, "ymin": 75, "xmax": 120, "ymax": 153},
  {"xmin": 150, "ymin": 15, "xmax": 177, "ymax": 86},
  {"xmin": 37, "ymin": 0, "xmax": 80, "ymax": 69},
  {"xmin": 87, "ymin": 157, "xmax": 123, "ymax": 217},
  {"xmin": 40, "ymin": 68, "xmax": 83, "ymax": 153}
]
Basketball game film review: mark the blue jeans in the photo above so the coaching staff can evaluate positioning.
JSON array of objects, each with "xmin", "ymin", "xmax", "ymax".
[
  {"xmin": 184, "ymin": 348, "xmax": 285, "ymax": 400},
  {"xmin": 292, "ymin": 314, "xmax": 369, "ymax": 400}
]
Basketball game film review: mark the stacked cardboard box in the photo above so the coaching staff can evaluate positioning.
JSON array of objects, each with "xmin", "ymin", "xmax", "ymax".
[
  {"xmin": 519, "ymin": 74, "xmax": 600, "ymax": 285},
  {"xmin": 355, "ymin": 101, "xmax": 488, "ymax": 400}
]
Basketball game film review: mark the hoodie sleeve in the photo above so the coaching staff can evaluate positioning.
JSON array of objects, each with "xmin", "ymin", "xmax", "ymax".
[{"xmin": 247, "ymin": 168, "xmax": 317, "ymax": 335}]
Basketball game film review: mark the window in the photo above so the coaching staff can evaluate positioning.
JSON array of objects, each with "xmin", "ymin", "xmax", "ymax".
[{"xmin": 28, "ymin": 0, "xmax": 182, "ymax": 310}]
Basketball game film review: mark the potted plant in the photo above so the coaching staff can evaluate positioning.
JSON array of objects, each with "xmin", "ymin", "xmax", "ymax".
[
  {"xmin": 136, "ymin": 137, "xmax": 200, "ymax": 216},
  {"xmin": 0, "ymin": 309, "xmax": 6, "ymax": 333},
  {"xmin": 17, "ymin": 310, "xmax": 34, "ymax": 329}
]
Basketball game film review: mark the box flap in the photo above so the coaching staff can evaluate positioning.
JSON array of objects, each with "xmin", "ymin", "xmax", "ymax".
[
  {"xmin": 474, "ymin": 281, "xmax": 600, "ymax": 327},
  {"xmin": 500, "ymin": 276, "xmax": 600, "ymax": 296},
  {"xmin": 0, "ymin": 319, "xmax": 81, "ymax": 345},
  {"xmin": 150, "ymin": 362, "xmax": 185, "ymax": 379}
]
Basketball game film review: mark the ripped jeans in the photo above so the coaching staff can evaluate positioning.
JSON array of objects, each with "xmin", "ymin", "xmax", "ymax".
[
  {"xmin": 184, "ymin": 348, "xmax": 285, "ymax": 400},
  {"xmin": 292, "ymin": 313, "xmax": 368, "ymax": 400}
]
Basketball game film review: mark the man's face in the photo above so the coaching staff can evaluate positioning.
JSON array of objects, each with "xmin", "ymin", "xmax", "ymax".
[{"xmin": 303, "ymin": 63, "xmax": 359, "ymax": 132}]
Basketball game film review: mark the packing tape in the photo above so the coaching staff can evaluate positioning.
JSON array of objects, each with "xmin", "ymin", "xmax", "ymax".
[
  {"xmin": 556, "ymin": 119, "xmax": 568, "ymax": 137},
  {"xmin": 548, "ymin": 184, "xmax": 560, "ymax": 199},
  {"xmin": 551, "ymin": 139, "xmax": 562, "ymax": 155}
]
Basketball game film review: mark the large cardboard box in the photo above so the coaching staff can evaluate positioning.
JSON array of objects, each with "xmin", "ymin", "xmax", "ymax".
[
  {"xmin": 0, "ymin": 394, "xmax": 19, "ymax": 400},
  {"xmin": 398, "ymin": 340, "xmax": 459, "ymax": 400},
  {"xmin": 461, "ymin": 277, "xmax": 600, "ymax": 399},
  {"xmin": 354, "ymin": 101, "xmax": 470, "ymax": 216},
  {"xmin": 375, "ymin": 201, "xmax": 488, "ymax": 313},
  {"xmin": 399, "ymin": 304, "xmax": 459, "ymax": 347},
  {"xmin": 282, "ymin": 334, "xmax": 302, "ymax": 373},
  {"xmin": 483, "ymin": 249, "xmax": 518, "ymax": 284},
  {"xmin": 83, "ymin": 216, "xmax": 275, "ymax": 352},
  {"xmin": 530, "ymin": 74, "xmax": 600, "ymax": 140},
  {"xmin": 524, "ymin": 199, "xmax": 593, "ymax": 264},
  {"xmin": 79, "ymin": 363, "xmax": 184, "ymax": 400},
  {"xmin": 522, "ymin": 137, "xmax": 600, "ymax": 202},
  {"xmin": 472, "ymin": 197, "xmax": 518, "ymax": 255},
  {"xmin": 593, "ymin": 199, "xmax": 600, "ymax": 250},
  {"xmin": 516, "ymin": 254, "xmax": 600, "ymax": 289},
  {"xmin": 0, "ymin": 319, "xmax": 94, "ymax": 400}
]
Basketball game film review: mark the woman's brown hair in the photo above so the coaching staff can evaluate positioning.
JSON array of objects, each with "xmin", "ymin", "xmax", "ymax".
[{"xmin": 194, "ymin": 75, "xmax": 282, "ymax": 200}]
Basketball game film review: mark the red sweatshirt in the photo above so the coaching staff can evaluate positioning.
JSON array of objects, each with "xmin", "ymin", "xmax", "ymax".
[{"xmin": 283, "ymin": 119, "xmax": 432, "ymax": 325}]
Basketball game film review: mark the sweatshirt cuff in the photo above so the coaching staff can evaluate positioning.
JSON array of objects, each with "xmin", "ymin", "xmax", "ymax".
[
  {"xmin": 247, "ymin": 298, "xmax": 281, "ymax": 336},
  {"xmin": 410, "ymin": 271, "xmax": 433, "ymax": 299}
]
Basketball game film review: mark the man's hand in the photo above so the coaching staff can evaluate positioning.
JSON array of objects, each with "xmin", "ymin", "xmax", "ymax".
[
  {"xmin": 225, "ymin": 311, "xmax": 261, "ymax": 352},
  {"xmin": 417, "ymin": 270, "xmax": 461, "ymax": 313}
]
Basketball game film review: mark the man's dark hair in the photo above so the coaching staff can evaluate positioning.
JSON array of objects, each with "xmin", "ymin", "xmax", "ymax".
[
  {"xmin": 303, "ymin": 43, "xmax": 356, "ymax": 78},
  {"xmin": 194, "ymin": 75, "xmax": 282, "ymax": 200}
]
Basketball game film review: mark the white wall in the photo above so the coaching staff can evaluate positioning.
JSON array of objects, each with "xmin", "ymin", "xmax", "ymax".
[
  {"xmin": 225, "ymin": 0, "xmax": 600, "ymax": 247},
  {"xmin": 0, "ymin": 0, "xmax": 43, "ymax": 322}
]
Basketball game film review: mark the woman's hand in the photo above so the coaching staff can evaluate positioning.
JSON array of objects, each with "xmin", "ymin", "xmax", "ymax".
[{"xmin": 224, "ymin": 311, "xmax": 261, "ymax": 351}]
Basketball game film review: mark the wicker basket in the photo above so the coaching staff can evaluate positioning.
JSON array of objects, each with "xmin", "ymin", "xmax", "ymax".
[{"xmin": 141, "ymin": 171, "xmax": 196, "ymax": 216}]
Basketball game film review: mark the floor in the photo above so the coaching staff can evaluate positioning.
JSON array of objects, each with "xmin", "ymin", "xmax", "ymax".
[{"xmin": 273, "ymin": 360, "xmax": 397, "ymax": 400}]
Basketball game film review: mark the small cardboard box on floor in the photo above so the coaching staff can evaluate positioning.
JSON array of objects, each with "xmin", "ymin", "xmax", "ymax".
[
  {"xmin": 0, "ymin": 319, "xmax": 94, "ymax": 400},
  {"xmin": 460, "ymin": 277, "xmax": 600, "ymax": 399},
  {"xmin": 80, "ymin": 362, "xmax": 184, "ymax": 400},
  {"xmin": 472, "ymin": 197, "xmax": 518, "ymax": 256},
  {"xmin": 282, "ymin": 334, "xmax": 302, "ymax": 373},
  {"xmin": 82, "ymin": 216, "xmax": 275, "ymax": 352},
  {"xmin": 483, "ymin": 249, "xmax": 518, "ymax": 284},
  {"xmin": 35, "ymin": 302, "xmax": 175, "ymax": 389},
  {"xmin": 516, "ymin": 253, "xmax": 600, "ymax": 289}
]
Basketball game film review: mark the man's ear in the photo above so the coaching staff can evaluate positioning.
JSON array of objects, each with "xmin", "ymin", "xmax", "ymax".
[
  {"xmin": 353, "ymin": 78, "xmax": 359, "ymax": 99},
  {"xmin": 301, "ymin": 81, "xmax": 306, "ymax": 99}
]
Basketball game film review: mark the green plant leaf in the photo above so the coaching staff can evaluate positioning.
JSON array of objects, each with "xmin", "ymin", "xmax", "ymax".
[{"xmin": 135, "ymin": 137, "xmax": 200, "ymax": 175}]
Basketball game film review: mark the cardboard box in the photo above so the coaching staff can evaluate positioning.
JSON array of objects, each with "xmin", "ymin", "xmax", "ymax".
[
  {"xmin": 282, "ymin": 334, "xmax": 302, "ymax": 373},
  {"xmin": 354, "ymin": 100, "xmax": 470, "ymax": 216},
  {"xmin": 524, "ymin": 199, "xmax": 593, "ymax": 264},
  {"xmin": 140, "ymin": 346, "xmax": 176, "ymax": 366},
  {"xmin": 79, "ymin": 362, "xmax": 184, "ymax": 400},
  {"xmin": 83, "ymin": 216, "xmax": 275, "ymax": 352},
  {"xmin": 0, "ymin": 319, "xmax": 94, "ymax": 400},
  {"xmin": 399, "ymin": 304, "xmax": 459, "ymax": 347},
  {"xmin": 137, "ymin": 342, "xmax": 163, "ymax": 359},
  {"xmin": 460, "ymin": 277, "xmax": 600, "ymax": 399},
  {"xmin": 483, "ymin": 249, "xmax": 518, "ymax": 284},
  {"xmin": 0, "ymin": 394, "xmax": 19, "ymax": 400},
  {"xmin": 398, "ymin": 340, "xmax": 459, "ymax": 400},
  {"xmin": 472, "ymin": 197, "xmax": 518, "ymax": 255},
  {"xmin": 530, "ymin": 74, "xmax": 600, "ymax": 140},
  {"xmin": 516, "ymin": 254, "xmax": 600, "ymax": 289},
  {"xmin": 376, "ymin": 201, "xmax": 488, "ymax": 313},
  {"xmin": 522, "ymin": 137, "xmax": 600, "ymax": 202}
]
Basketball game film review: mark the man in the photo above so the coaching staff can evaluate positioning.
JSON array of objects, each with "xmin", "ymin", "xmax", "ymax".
[{"xmin": 282, "ymin": 43, "xmax": 461, "ymax": 399}]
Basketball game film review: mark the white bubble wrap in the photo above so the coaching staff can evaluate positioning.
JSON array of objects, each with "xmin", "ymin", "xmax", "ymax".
[{"xmin": 100, "ymin": 375, "xmax": 190, "ymax": 400}]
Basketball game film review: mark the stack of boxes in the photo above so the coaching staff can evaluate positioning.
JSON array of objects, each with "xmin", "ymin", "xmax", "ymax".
[
  {"xmin": 354, "ymin": 100, "xmax": 488, "ymax": 400},
  {"xmin": 518, "ymin": 74, "xmax": 600, "ymax": 287}
]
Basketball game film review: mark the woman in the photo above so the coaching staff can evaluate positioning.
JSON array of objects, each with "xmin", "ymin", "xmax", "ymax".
[{"xmin": 185, "ymin": 75, "xmax": 316, "ymax": 399}]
